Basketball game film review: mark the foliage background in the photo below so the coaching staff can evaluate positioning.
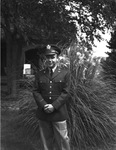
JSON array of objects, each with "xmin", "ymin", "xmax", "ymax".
[{"xmin": 1, "ymin": 0, "xmax": 116, "ymax": 96}]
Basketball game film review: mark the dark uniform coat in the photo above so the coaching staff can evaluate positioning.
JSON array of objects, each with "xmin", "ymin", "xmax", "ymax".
[{"xmin": 33, "ymin": 66, "xmax": 70, "ymax": 122}]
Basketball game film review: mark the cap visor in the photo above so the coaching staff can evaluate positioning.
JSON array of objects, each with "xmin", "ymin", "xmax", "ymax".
[{"xmin": 45, "ymin": 53, "xmax": 57, "ymax": 56}]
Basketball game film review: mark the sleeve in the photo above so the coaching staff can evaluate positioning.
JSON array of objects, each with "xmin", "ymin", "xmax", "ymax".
[
  {"xmin": 33, "ymin": 73, "xmax": 47, "ymax": 108},
  {"xmin": 52, "ymin": 71, "xmax": 70, "ymax": 110}
]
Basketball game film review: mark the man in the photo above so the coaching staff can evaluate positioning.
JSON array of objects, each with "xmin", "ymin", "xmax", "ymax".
[{"xmin": 33, "ymin": 44, "xmax": 70, "ymax": 150}]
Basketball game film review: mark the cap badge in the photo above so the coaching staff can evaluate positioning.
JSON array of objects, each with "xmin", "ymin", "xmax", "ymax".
[{"xmin": 46, "ymin": 45, "xmax": 51, "ymax": 50}]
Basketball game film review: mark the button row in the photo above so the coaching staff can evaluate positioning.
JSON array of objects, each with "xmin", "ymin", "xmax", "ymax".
[{"xmin": 49, "ymin": 81, "xmax": 52, "ymax": 99}]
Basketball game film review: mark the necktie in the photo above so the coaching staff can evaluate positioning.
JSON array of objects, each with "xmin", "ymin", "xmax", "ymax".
[{"xmin": 50, "ymin": 68, "xmax": 53, "ymax": 77}]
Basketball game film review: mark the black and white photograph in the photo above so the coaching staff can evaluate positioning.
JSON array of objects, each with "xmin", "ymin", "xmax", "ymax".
[{"xmin": 1, "ymin": 0, "xmax": 116, "ymax": 150}]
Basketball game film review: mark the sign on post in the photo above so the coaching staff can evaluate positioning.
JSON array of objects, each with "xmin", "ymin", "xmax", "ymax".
[{"xmin": 23, "ymin": 64, "xmax": 31, "ymax": 75}]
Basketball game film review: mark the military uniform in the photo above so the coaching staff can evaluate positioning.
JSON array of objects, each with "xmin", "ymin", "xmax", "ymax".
[
  {"xmin": 33, "ymin": 44, "xmax": 70, "ymax": 150},
  {"xmin": 33, "ymin": 66, "xmax": 70, "ymax": 122}
]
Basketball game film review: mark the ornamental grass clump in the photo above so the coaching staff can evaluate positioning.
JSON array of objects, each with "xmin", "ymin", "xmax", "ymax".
[
  {"xmin": 67, "ymin": 45, "xmax": 116, "ymax": 150},
  {"xmin": 13, "ymin": 89, "xmax": 42, "ymax": 149},
  {"xmin": 14, "ymin": 44, "xmax": 116, "ymax": 150}
]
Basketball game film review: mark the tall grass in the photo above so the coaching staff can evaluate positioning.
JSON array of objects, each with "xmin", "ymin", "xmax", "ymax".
[
  {"xmin": 12, "ymin": 44, "xmax": 116, "ymax": 150},
  {"xmin": 67, "ymin": 44, "xmax": 116, "ymax": 150}
]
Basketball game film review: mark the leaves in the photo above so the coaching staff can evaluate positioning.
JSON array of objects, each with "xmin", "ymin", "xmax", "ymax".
[
  {"xmin": 102, "ymin": 30, "xmax": 116, "ymax": 82},
  {"xmin": 2, "ymin": 0, "xmax": 116, "ymax": 46}
]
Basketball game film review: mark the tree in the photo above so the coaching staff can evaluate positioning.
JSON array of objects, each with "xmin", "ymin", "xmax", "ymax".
[
  {"xmin": 108, "ymin": 30, "xmax": 116, "ymax": 49},
  {"xmin": 1, "ymin": 0, "xmax": 116, "ymax": 96},
  {"xmin": 102, "ymin": 29, "xmax": 116, "ymax": 82},
  {"xmin": 1, "ymin": 0, "xmax": 77, "ymax": 97}
]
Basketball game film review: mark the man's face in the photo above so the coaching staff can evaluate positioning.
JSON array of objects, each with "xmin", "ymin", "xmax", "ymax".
[{"xmin": 45, "ymin": 54, "xmax": 58, "ymax": 68}]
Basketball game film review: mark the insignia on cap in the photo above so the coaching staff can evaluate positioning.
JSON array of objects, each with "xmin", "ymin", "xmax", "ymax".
[{"xmin": 46, "ymin": 45, "xmax": 51, "ymax": 50}]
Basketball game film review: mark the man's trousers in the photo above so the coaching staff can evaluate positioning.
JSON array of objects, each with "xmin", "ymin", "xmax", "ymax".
[{"xmin": 39, "ymin": 120, "xmax": 70, "ymax": 150}]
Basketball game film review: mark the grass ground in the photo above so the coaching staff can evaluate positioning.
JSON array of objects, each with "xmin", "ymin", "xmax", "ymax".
[
  {"xmin": 1, "ymin": 82, "xmax": 41, "ymax": 150},
  {"xmin": 1, "ymin": 99, "xmax": 37, "ymax": 150},
  {"xmin": 1, "ymin": 112, "xmax": 35, "ymax": 150}
]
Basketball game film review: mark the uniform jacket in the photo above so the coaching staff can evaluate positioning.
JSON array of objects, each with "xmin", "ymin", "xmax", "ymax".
[{"xmin": 33, "ymin": 66, "xmax": 70, "ymax": 122}]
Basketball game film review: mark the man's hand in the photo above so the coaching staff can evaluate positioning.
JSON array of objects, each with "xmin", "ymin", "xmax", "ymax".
[{"xmin": 44, "ymin": 104, "xmax": 55, "ymax": 113}]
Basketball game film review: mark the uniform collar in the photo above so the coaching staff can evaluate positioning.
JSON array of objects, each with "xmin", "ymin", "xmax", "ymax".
[
  {"xmin": 43, "ymin": 66, "xmax": 61, "ymax": 79},
  {"xmin": 50, "ymin": 65, "xmax": 57, "ymax": 73}
]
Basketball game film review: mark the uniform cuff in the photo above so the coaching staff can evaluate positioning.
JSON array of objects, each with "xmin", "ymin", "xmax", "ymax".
[{"xmin": 52, "ymin": 101, "xmax": 61, "ymax": 110}]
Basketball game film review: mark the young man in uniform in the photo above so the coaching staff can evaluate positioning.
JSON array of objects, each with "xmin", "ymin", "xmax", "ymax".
[{"xmin": 33, "ymin": 44, "xmax": 70, "ymax": 150}]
